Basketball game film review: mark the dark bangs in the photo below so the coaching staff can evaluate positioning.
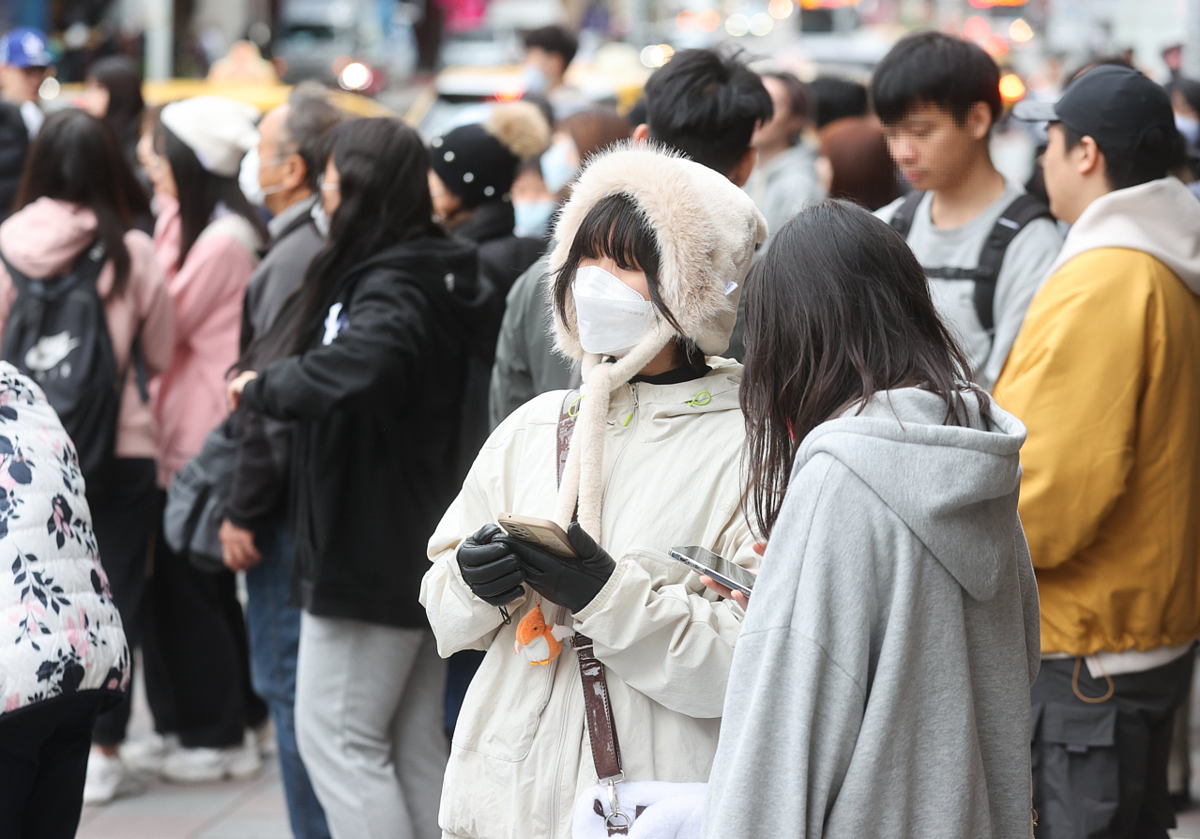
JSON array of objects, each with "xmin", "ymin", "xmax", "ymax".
[{"xmin": 554, "ymin": 192, "xmax": 684, "ymax": 333}]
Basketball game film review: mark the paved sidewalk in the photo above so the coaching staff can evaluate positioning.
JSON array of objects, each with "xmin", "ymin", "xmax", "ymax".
[
  {"xmin": 75, "ymin": 669, "xmax": 292, "ymax": 839},
  {"xmin": 77, "ymin": 762, "xmax": 290, "ymax": 839}
]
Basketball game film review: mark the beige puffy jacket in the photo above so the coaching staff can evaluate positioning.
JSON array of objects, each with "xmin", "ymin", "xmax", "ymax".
[{"xmin": 421, "ymin": 359, "xmax": 757, "ymax": 839}]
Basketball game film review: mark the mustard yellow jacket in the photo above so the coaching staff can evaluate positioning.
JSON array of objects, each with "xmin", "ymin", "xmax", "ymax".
[{"xmin": 995, "ymin": 180, "xmax": 1200, "ymax": 655}]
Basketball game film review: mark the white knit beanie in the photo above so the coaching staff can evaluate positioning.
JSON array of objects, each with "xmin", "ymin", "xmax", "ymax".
[
  {"xmin": 546, "ymin": 143, "xmax": 768, "ymax": 536},
  {"xmin": 160, "ymin": 96, "xmax": 261, "ymax": 177}
]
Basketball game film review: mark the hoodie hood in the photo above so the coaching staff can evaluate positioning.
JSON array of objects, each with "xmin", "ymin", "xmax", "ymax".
[
  {"xmin": 0, "ymin": 198, "xmax": 97, "ymax": 278},
  {"xmin": 340, "ymin": 235, "xmax": 499, "ymax": 354},
  {"xmin": 1049, "ymin": 177, "xmax": 1200, "ymax": 293},
  {"xmin": 796, "ymin": 387, "xmax": 1026, "ymax": 601}
]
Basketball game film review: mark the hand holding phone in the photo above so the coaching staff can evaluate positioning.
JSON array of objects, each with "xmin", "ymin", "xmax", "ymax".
[
  {"xmin": 497, "ymin": 516, "xmax": 613, "ymax": 613},
  {"xmin": 497, "ymin": 514, "xmax": 577, "ymax": 558},
  {"xmin": 669, "ymin": 545, "xmax": 755, "ymax": 599}
]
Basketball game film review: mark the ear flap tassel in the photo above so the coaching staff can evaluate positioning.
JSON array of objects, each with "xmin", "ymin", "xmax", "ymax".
[{"xmin": 552, "ymin": 323, "xmax": 675, "ymax": 539}]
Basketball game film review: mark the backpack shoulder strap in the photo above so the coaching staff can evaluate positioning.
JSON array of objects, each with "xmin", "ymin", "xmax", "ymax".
[
  {"xmin": 0, "ymin": 239, "xmax": 105, "ymax": 301},
  {"xmin": 973, "ymin": 193, "xmax": 1053, "ymax": 333},
  {"xmin": 0, "ymin": 244, "xmax": 33, "ymax": 295},
  {"xmin": 887, "ymin": 190, "xmax": 926, "ymax": 239}
]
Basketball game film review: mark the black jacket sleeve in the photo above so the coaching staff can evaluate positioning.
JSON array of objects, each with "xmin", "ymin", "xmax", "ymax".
[
  {"xmin": 241, "ymin": 272, "xmax": 431, "ymax": 422},
  {"xmin": 225, "ymin": 407, "xmax": 291, "ymax": 530}
]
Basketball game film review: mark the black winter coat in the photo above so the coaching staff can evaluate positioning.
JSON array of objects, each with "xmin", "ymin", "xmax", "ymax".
[
  {"xmin": 0, "ymin": 103, "xmax": 28, "ymax": 222},
  {"xmin": 240, "ymin": 236, "xmax": 499, "ymax": 627},
  {"xmin": 454, "ymin": 200, "xmax": 546, "ymax": 298}
]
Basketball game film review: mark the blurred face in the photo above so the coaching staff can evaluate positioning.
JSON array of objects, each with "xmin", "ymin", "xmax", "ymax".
[
  {"xmin": 257, "ymin": 105, "xmax": 309, "ymax": 214},
  {"xmin": 0, "ymin": 65, "xmax": 46, "ymax": 105},
  {"xmin": 881, "ymin": 101, "xmax": 990, "ymax": 191},
  {"xmin": 145, "ymin": 131, "xmax": 177, "ymax": 199},
  {"xmin": 81, "ymin": 79, "xmax": 110, "ymax": 118},
  {"xmin": 523, "ymin": 46, "xmax": 564, "ymax": 87},
  {"xmin": 578, "ymin": 255, "xmax": 649, "ymax": 301},
  {"xmin": 321, "ymin": 157, "xmax": 341, "ymax": 217},
  {"xmin": 1041, "ymin": 122, "xmax": 1098, "ymax": 226},
  {"xmin": 428, "ymin": 168, "xmax": 462, "ymax": 223},
  {"xmin": 752, "ymin": 76, "xmax": 802, "ymax": 151}
]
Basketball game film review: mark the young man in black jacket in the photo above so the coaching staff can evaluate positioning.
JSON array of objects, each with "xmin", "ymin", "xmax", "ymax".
[{"xmin": 219, "ymin": 87, "xmax": 342, "ymax": 839}]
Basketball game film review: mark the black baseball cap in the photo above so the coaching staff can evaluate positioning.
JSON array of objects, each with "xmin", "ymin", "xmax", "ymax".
[{"xmin": 1013, "ymin": 64, "xmax": 1176, "ymax": 156}]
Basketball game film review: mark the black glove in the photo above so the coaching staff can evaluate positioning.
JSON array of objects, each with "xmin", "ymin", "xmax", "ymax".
[
  {"xmin": 456, "ymin": 524, "xmax": 526, "ymax": 607},
  {"xmin": 500, "ymin": 522, "xmax": 616, "ymax": 613}
]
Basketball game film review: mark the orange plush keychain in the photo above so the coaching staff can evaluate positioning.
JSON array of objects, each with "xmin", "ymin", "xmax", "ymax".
[{"xmin": 514, "ymin": 602, "xmax": 573, "ymax": 665}]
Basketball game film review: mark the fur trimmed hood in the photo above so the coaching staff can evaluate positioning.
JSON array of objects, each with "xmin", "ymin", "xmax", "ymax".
[
  {"xmin": 547, "ymin": 143, "xmax": 768, "ymax": 361},
  {"xmin": 546, "ymin": 144, "xmax": 767, "ymax": 536}
]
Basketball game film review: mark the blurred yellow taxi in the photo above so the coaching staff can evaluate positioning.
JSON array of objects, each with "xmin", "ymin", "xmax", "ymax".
[{"xmin": 407, "ymin": 42, "xmax": 648, "ymax": 137}]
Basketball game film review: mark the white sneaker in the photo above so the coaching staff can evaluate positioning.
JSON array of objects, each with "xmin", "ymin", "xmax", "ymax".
[
  {"xmin": 83, "ymin": 749, "xmax": 145, "ymax": 805},
  {"xmin": 119, "ymin": 732, "xmax": 179, "ymax": 773},
  {"xmin": 254, "ymin": 719, "xmax": 277, "ymax": 758},
  {"xmin": 160, "ymin": 734, "xmax": 262, "ymax": 783}
]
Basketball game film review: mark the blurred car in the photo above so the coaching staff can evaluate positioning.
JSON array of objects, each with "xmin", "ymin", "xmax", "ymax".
[
  {"xmin": 54, "ymin": 78, "xmax": 398, "ymax": 119},
  {"xmin": 276, "ymin": 0, "xmax": 417, "ymax": 91},
  {"xmin": 408, "ymin": 42, "xmax": 649, "ymax": 137}
]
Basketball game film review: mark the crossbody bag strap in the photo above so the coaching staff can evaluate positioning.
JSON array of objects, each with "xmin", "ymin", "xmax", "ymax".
[{"xmin": 555, "ymin": 389, "xmax": 630, "ymax": 833}]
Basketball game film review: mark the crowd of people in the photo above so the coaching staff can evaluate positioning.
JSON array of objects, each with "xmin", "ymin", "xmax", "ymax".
[{"xmin": 1, "ymin": 18, "xmax": 1200, "ymax": 839}]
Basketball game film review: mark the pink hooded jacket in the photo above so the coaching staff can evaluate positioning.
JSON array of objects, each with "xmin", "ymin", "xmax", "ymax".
[
  {"xmin": 0, "ymin": 198, "xmax": 175, "ymax": 461},
  {"xmin": 153, "ymin": 196, "xmax": 261, "ymax": 486}
]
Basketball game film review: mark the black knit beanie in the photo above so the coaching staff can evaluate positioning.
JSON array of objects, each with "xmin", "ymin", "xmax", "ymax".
[{"xmin": 430, "ymin": 124, "xmax": 519, "ymax": 208}]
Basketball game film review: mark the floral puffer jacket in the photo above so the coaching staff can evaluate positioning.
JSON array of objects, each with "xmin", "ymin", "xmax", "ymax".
[{"xmin": 0, "ymin": 362, "xmax": 129, "ymax": 717}]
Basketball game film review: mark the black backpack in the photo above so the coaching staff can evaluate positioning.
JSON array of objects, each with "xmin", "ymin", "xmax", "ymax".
[
  {"xmin": 0, "ymin": 241, "xmax": 143, "ymax": 486},
  {"xmin": 888, "ymin": 191, "xmax": 1053, "ymax": 339}
]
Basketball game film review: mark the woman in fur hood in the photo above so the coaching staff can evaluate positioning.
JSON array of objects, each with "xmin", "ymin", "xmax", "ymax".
[{"xmin": 421, "ymin": 144, "xmax": 768, "ymax": 839}]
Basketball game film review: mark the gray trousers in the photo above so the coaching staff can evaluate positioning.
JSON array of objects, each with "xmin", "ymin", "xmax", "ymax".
[
  {"xmin": 295, "ymin": 614, "xmax": 448, "ymax": 839},
  {"xmin": 1031, "ymin": 652, "xmax": 1194, "ymax": 839}
]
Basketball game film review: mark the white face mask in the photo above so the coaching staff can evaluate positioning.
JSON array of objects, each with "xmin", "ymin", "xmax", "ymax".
[
  {"xmin": 311, "ymin": 201, "xmax": 331, "ymax": 237},
  {"xmin": 572, "ymin": 265, "xmax": 657, "ymax": 357}
]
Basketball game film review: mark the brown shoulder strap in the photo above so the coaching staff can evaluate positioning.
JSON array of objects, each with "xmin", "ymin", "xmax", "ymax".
[
  {"xmin": 574, "ymin": 634, "xmax": 624, "ymax": 783},
  {"xmin": 555, "ymin": 389, "xmax": 627, "ymax": 794},
  {"xmin": 556, "ymin": 389, "xmax": 579, "ymax": 489}
]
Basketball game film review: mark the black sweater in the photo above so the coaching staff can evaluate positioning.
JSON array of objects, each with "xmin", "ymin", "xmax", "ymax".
[{"xmin": 240, "ymin": 236, "xmax": 498, "ymax": 627}]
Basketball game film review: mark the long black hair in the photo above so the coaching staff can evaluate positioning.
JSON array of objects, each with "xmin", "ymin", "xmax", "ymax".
[
  {"xmin": 86, "ymin": 57, "xmax": 153, "ymax": 222},
  {"xmin": 741, "ymin": 199, "xmax": 984, "ymax": 538},
  {"xmin": 156, "ymin": 125, "xmax": 267, "ymax": 271},
  {"xmin": 294, "ymin": 117, "xmax": 443, "ymax": 347},
  {"xmin": 14, "ymin": 109, "xmax": 133, "ymax": 296},
  {"xmin": 87, "ymin": 56, "xmax": 144, "ymax": 151}
]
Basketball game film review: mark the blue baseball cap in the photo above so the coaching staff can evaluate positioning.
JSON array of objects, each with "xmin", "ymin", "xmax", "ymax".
[{"xmin": 0, "ymin": 28, "xmax": 52, "ymax": 69}]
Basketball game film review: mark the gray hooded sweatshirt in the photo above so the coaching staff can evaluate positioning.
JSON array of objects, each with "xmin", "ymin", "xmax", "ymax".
[{"xmin": 704, "ymin": 387, "xmax": 1040, "ymax": 839}]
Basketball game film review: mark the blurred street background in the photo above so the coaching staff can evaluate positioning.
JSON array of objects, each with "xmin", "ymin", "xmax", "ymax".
[{"xmin": 3, "ymin": 0, "xmax": 1200, "ymax": 158}]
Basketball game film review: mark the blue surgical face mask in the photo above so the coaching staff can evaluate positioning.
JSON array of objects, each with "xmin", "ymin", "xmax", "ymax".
[
  {"xmin": 1176, "ymin": 113, "xmax": 1200, "ymax": 148},
  {"xmin": 521, "ymin": 64, "xmax": 549, "ymax": 95},
  {"xmin": 513, "ymin": 198, "xmax": 557, "ymax": 239},
  {"xmin": 540, "ymin": 138, "xmax": 577, "ymax": 195}
]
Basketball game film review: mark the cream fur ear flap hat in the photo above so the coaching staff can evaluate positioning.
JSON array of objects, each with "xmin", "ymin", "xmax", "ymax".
[{"xmin": 547, "ymin": 143, "xmax": 768, "ymax": 537}]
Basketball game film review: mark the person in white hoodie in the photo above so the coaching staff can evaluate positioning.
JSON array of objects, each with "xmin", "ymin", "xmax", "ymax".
[
  {"xmin": 703, "ymin": 200, "xmax": 1040, "ymax": 839},
  {"xmin": 420, "ymin": 144, "xmax": 767, "ymax": 839},
  {"xmin": 997, "ymin": 65, "xmax": 1200, "ymax": 839}
]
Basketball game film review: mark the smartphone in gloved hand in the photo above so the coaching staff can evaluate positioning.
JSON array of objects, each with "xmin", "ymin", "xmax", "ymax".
[{"xmin": 498, "ymin": 513, "xmax": 579, "ymax": 558}]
